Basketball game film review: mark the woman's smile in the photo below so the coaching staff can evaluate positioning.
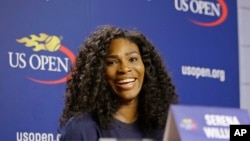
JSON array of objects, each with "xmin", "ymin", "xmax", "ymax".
[{"xmin": 115, "ymin": 78, "xmax": 136, "ymax": 90}]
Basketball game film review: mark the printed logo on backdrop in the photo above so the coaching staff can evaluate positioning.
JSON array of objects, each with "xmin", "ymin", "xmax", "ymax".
[
  {"xmin": 181, "ymin": 65, "xmax": 226, "ymax": 82},
  {"xmin": 174, "ymin": 0, "xmax": 228, "ymax": 26},
  {"xmin": 8, "ymin": 33, "xmax": 76, "ymax": 84}
]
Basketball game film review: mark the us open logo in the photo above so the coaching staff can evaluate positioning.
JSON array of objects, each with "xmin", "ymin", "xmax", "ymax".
[
  {"xmin": 174, "ymin": 0, "xmax": 228, "ymax": 27},
  {"xmin": 180, "ymin": 118, "xmax": 198, "ymax": 131},
  {"xmin": 8, "ymin": 33, "xmax": 76, "ymax": 84}
]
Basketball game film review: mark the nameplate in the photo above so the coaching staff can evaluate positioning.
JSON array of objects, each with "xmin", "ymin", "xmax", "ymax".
[{"xmin": 163, "ymin": 105, "xmax": 250, "ymax": 141}]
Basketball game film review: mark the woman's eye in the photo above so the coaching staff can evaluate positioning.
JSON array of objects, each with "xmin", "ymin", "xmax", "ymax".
[
  {"xmin": 129, "ymin": 57, "xmax": 138, "ymax": 62},
  {"xmin": 106, "ymin": 60, "xmax": 117, "ymax": 65}
]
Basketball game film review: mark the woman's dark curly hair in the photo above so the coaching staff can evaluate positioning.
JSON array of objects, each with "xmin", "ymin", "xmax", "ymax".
[{"xmin": 59, "ymin": 25, "xmax": 178, "ymax": 135}]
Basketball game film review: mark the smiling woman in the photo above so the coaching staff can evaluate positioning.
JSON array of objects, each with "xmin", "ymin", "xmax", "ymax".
[
  {"xmin": 105, "ymin": 38, "xmax": 145, "ymax": 104},
  {"xmin": 58, "ymin": 25, "xmax": 178, "ymax": 141}
]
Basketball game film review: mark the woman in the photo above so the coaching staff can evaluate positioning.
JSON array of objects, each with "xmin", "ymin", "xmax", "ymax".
[{"xmin": 59, "ymin": 25, "xmax": 178, "ymax": 141}]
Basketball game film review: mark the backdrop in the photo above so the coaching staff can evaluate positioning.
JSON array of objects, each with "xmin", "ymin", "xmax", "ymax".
[{"xmin": 0, "ymin": 0, "xmax": 239, "ymax": 140}]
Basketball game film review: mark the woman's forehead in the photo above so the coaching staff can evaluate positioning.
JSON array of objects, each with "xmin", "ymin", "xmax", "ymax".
[{"xmin": 107, "ymin": 38, "xmax": 140, "ymax": 54}]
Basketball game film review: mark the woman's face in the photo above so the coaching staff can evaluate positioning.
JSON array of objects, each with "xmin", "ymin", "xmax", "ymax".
[{"xmin": 105, "ymin": 38, "xmax": 145, "ymax": 102}]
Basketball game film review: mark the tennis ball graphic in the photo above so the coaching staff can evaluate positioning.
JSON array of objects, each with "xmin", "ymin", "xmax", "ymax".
[{"xmin": 45, "ymin": 36, "xmax": 61, "ymax": 52}]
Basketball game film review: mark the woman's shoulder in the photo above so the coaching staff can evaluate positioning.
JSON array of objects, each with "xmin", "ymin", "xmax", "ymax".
[
  {"xmin": 60, "ymin": 113, "xmax": 102, "ymax": 141},
  {"xmin": 67, "ymin": 113, "xmax": 98, "ymax": 127}
]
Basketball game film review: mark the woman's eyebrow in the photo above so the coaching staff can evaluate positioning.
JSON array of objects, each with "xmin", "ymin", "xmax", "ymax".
[
  {"xmin": 125, "ymin": 51, "xmax": 139, "ymax": 56},
  {"xmin": 106, "ymin": 51, "xmax": 139, "ymax": 58}
]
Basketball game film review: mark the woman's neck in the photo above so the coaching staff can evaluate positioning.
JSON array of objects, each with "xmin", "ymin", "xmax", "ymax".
[{"xmin": 114, "ymin": 99, "xmax": 138, "ymax": 123}]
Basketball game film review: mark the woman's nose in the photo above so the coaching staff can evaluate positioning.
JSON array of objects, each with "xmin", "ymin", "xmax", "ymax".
[{"xmin": 117, "ymin": 62, "xmax": 132, "ymax": 74}]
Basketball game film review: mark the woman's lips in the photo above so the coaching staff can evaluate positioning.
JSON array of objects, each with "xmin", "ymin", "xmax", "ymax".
[
  {"xmin": 115, "ymin": 78, "xmax": 136, "ymax": 89},
  {"xmin": 116, "ymin": 78, "xmax": 136, "ymax": 83}
]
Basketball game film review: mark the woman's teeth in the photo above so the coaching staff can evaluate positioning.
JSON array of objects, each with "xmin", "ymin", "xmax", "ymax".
[{"xmin": 117, "ymin": 78, "xmax": 135, "ymax": 84}]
